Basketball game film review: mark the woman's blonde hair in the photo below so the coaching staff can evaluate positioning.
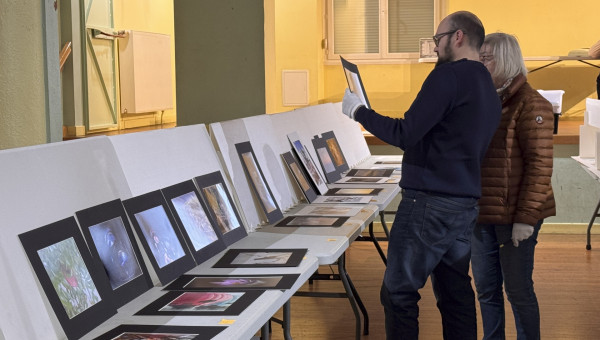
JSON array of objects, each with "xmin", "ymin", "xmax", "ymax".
[{"xmin": 482, "ymin": 32, "xmax": 527, "ymax": 83}]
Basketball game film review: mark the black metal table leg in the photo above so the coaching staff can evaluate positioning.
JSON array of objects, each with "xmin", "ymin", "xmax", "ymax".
[
  {"xmin": 379, "ymin": 210, "xmax": 390, "ymax": 239},
  {"xmin": 586, "ymin": 197, "xmax": 600, "ymax": 250},
  {"xmin": 337, "ymin": 252, "xmax": 361, "ymax": 340},
  {"xmin": 283, "ymin": 300, "xmax": 292, "ymax": 340},
  {"xmin": 369, "ymin": 221, "xmax": 387, "ymax": 265},
  {"xmin": 261, "ymin": 321, "xmax": 270, "ymax": 340},
  {"xmin": 344, "ymin": 267, "xmax": 369, "ymax": 335}
]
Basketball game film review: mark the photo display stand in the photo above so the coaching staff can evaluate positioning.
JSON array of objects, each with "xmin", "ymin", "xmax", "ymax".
[
  {"xmin": 213, "ymin": 248, "xmax": 308, "ymax": 268},
  {"xmin": 341, "ymin": 56, "xmax": 371, "ymax": 109},
  {"xmin": 322, "ymin": 130, "xmax": 350, "ymax": 173},
  {"xmin": 287, "ymin": 131, "xmax": 329, "ymax": 195},
  {"xmin": 235, "ymin": 141, "xmax": 284, "ymax": 224},
  {"xmin": 18, "ymin": 217, "xmax": 116, "ymax": 340},
  {"xmin": 311, "ymin": 134, "xmax": 342, "ymax": 183},
  {"xmin": 161, "ymin": 179, "xmax": 227, "ymax": 265},
  {"xmin": 75, "ymin": 199, "xmax": 153, "ymax": 309},
  {"xmin": 281, "ymin": 151, "xmax": 318, "ymax": 203},
  {"xmin": 163, "ymin": 273, "xmax": 300, "ymax": 291},
  {"xmin": 135, "ymin": 290, "xmax": 265, "ymax": 316},
  {"xmin": 93, "ymin": 324, "xmax": 227, "ymax": 340},
  {"xmin": 122, "ymin": 190, "xmax": 196, "ymax": 286},
  {"xmin": 194, "ymin": 171, "xmax": 248, "ymax": 246}
]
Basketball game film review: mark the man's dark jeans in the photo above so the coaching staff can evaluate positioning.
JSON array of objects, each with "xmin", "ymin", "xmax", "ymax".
[{"xmin": 381, "ymin": 189, "xmax": 478, "ymax": 340}]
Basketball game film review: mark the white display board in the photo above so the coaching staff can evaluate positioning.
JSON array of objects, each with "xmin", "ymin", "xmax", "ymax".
[
  {"xmin": 210, "ymin": 119, "xmax": 262, "ymax": 231},
  {"xmin": 108, "ymin": 124, "xmax": 225, "ymax": 197},
  {"xmin": 242, "ymin": 114, "xmax": 299, "ymax": 211},
  {"xmin": 330, "ymin": 102, "xmax": 372, "ymax": 166},
  {"xmin": 0, "ymin": 137, "xmax": 131, "ymax": 340}
]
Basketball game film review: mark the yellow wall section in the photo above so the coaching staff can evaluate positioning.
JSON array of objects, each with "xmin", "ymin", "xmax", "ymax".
[
  {"xmin": 451, "ymin": 0, "xmax": 599, "ymax": 117},
  {"xmin": 113, "ymin": 0, "xmax": 176, "ymax": 124},
  {"xmin": 266, "ymin": 0, "xmax": 599, "ymax": 119},
  {"xmin": 265, "ymin": 1, "xmax": 325, "ymax": 114}
]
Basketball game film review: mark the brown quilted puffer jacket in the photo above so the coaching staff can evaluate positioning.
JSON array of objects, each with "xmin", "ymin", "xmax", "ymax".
[{"xmin": 477, "ymin": 73, "xmax": 556, "ymax": 226}]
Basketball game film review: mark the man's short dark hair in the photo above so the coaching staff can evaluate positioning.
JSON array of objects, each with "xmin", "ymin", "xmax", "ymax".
[{"xmin": 449, "ymin": 11, "xmax": 485, "ymax": 49}]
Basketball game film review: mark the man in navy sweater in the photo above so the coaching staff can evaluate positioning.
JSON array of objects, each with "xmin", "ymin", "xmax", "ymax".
[{"xmin": 342, "ymin": 11, "xmax": 501, "ymax": 340}]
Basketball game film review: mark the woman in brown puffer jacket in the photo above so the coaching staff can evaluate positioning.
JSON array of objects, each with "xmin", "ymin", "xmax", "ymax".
[{"xmin": 471, "ymin": 32, "xmax": 556, "ymax": 340}]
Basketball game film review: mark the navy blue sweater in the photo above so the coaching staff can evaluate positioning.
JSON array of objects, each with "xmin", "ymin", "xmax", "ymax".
[{"xmin": 355, "ymin": 59, "xmax": 501, "ymax": 198}]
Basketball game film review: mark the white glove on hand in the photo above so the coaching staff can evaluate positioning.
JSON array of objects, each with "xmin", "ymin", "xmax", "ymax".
[
  {"xmin": 512, "ymin": 223, "xmax": 534, "ymax": 247},
  {"xmin": 342, "ymin": 88, "xmax": 364, "ymax": 120}
]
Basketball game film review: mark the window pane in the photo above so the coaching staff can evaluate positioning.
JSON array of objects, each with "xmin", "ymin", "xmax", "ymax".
[
  {"xmin": 333, "ymin": 0, "xmax": 379, "ymax": 54},
  {"xmin": 388, "ymin": 0, "xmax": 434, "ymax": 53}
]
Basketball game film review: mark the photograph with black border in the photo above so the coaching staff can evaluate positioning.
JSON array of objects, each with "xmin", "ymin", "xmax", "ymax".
[
  {"xmin": 275, "ymin": 216, "xmax": 348, "ymax": 228},
  {"xmin": 194, "ymin": 171, "xmax": 247, "ymax": 246},
  {"xmin": 75, "ymin": 199, "xmax": 153, "ymax": 309},
  {"xmin": 281, "ymin": 151, "xmax": 318, "ymax": 203},
  {"xmin": 18, "ymin": 217, "xmax": 116, "ymax": 340},
  {"xmin": 311, "ymin": 134, "xmax": 342, "ymax": 183},
  {"xmin": 122, "ymin": 190, "xmax": 196, "ymax": 286},
  {"xmin": 135, "ymin": 290, "xmax": 265, "ymax": 316},
  {"xmin": 163, "ymin": 273, "xmax": 300, "ymax": 291},
  {"xmin": 212, "ymin": 248, "xmax": 307, "ymax": 268},
  {"xmin": 161, "ymin": 180, "xmax": 226, "ymax": 265},
  {"xmin": 325, "ymin": 187, "xmax": 383, "ymax": 196},
  {"xmin": 92, "ymin": 324, "xmax": 227, "ymax": 340},
  {"xmin": 346, "ymin": 168, "xmax": 394, "ymax": 177},
  {"xmin": 340, "ymin": 56, "xmax": 371, "ymax": 109},
  {"xmin": 323, "ymin": 131, "xmax": 350, "ymax": 173},
  {"xmin": 235, "ymin": 141, "xmax": 284, "ymax": 224},
  {"xmin": 287, "ymin": 132, "xmax": 329, "ymax": 195}
]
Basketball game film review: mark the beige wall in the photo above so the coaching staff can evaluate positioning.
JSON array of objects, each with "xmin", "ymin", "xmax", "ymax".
[{"xmin": 0, "ymin": 0, "xmax": 47, "ymax": 150}]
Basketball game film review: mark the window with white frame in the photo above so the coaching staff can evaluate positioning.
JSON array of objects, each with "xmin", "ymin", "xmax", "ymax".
[{"xmin": 327, "ymin": 0, "xmax": 439, "ymax": 61}]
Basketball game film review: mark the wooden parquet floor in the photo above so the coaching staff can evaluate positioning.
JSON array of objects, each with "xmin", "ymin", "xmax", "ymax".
[{"xmin": 266, "ymin": 233, "xmax": 600, "ymax": 340}]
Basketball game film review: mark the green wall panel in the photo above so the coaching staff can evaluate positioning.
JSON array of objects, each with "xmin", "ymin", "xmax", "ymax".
[{"xmin": 175, "ymin": 0, "xmax": 265, "ymax": 126}]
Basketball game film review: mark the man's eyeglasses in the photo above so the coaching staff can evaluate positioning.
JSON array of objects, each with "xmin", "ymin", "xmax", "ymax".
[{"xmin": 432, "ymin": 30, "xmax": 458, "ymax": 47}]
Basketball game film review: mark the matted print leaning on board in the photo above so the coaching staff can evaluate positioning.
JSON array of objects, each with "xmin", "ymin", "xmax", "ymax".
[
  {"xmin": 311, "ymin": 133, "xmax": 342, "ymax": 183},
  {"xmin": 75, "ymin": 199, "xmax": 153, "ymax": 309},
  {"xmin": 322, "ymin": 130, "xmax": 349, "ymax": 173},
  {"xmin": 122, "ymin": 190, "xmax": 196, "ymax": 286},
  {"xmin": 194, "ymin": 171, "xmax": 248, "ymax": 246},
  {"xmin": 161, "ymin": 179, "xmax": 226, "ymax": 265},
  {"xmin": 281, "ymin": 151, "xmax": 318, "ymax": 203},
  {"xmin": 18, "ymin": 217, "xmax": 116, "ymax": 340},
  {"xmin": 287, "ymin": 131, "xmax": 329, "ymax": 195},
  {"xmin": 235, "ymin": 141, "xmax": 284, "ymax": 224}
]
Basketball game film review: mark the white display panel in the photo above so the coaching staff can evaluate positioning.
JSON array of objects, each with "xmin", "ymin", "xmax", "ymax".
[
  {"xmin": 0, "ymin": 137, "xmax": 131, "ymax": 340},
  {"xmin": 210, "ymin": 119, "xmax": 260, "ymax": 231},
  {"xmin": 108, "ymin": 125, "xmax": 224, "ymax": 197}
]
